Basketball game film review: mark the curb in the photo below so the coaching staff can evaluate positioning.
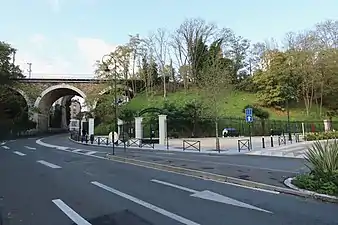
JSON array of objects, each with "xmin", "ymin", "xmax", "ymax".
[{"xmin": 284, "ymin": 177, "xmax": 338, "ymax": 203}]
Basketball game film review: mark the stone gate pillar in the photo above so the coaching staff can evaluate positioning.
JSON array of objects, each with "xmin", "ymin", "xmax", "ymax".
[
  {"xmin": 158, "ymin": 115, "xmax": 167, "ymax": 146},
  {"xmin": 88, "ymin": 118, "xmax": 94, "ymax": 136},
  {"xmin": 135, "ymin": 117, "xmax": 143, "ymax": 142},
  {"xmin": 117, "ymin": 118, "xmax": 124, "ymax": 135}
]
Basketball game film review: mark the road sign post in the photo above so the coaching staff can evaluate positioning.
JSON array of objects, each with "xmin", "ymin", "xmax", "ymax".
[{"xmin": 245, "ymin": 107, "xmax": 253, "ymax": 150}]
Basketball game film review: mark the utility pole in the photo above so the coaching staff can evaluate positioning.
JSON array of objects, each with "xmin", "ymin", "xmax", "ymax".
[{"xmin": 27, "ymin": 63, "xmax": 32, "ymax": 78}]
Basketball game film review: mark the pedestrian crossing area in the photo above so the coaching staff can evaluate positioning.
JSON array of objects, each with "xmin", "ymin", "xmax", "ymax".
[{"xmin": 247, "ymin": 144, "xmax": 310, "ymax": 158}]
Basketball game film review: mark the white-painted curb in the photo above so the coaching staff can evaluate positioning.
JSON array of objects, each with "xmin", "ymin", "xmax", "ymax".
[{"xmin": 284, "ymin": 177, "xmax": 338, "ymax": 202}]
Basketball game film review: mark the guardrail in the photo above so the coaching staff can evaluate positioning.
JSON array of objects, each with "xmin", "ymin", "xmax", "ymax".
[
  {"xmin": 183, "ymin": 140, "xmax": 201, "ymax": 152},
  {"xmin": 278, "ymin": 135, "xmax": 286, "ymax": 146},
  {"xmin": 237, "ymin": 139, "xmax": 250, "ymax": 152},
  {"xmin": 70, "ymin": 133, "xmax": 155, "ymax": 149}
]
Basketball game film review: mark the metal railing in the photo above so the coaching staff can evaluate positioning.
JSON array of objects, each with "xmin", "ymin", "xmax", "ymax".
[
  {"xmin": 238, "ymin": 139, "xmax": 250, "ymax": 152},
  {"xmin": 183, "ymin": 140, "xmax": 201, "ymax": 151}
]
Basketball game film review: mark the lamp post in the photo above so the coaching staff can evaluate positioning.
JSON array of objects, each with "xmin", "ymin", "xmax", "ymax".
[
  {"xmin": 101, "ymin": 54, "xmax": 118, "ymax": 155},
  {"xmin": 283, "ymin": 84, "xmax": 293, "ymax": 142},
  {"xmin": 286, "ymin": 97, "xmax": 292, "ymax": 141}
]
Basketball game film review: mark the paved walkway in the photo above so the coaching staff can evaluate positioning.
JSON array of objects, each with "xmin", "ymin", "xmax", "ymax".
[
  {"xmin": 247, "ymin": 144, "xmax": 309, "ymax": 158},
  {"xmin": 78, "ymin": 135, "xmax": 306, "ymax": 157}
]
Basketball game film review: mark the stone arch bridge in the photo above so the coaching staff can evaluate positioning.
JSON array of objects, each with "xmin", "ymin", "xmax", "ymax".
[{"xmin": 12, "ymin": 78, "xmax": 143, "ymax": 131}]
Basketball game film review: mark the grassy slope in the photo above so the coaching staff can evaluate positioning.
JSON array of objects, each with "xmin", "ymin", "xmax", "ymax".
[{"xmin": 126, "ymin": 89, "xmax": 331, "ymax": 121}]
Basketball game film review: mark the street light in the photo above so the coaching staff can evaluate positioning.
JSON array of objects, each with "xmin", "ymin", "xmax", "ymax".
[
  {"xmin": 101, "ymin": 54, "xmax": 118, "ymax": 155},
  {"xmin": 283, "ymin": 84, "xmax": 294, "ymax": 142}
]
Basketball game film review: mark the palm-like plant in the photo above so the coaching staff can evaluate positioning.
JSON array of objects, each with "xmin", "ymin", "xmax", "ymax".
[{"xmin": 305, "ymin": 140, "xmax": 338, "ymax": 180}]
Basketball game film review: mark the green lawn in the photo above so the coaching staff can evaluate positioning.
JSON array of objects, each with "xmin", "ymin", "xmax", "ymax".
[{"xmin": 126, "ymin": 89, "xmax": 331, "ymax": 121}]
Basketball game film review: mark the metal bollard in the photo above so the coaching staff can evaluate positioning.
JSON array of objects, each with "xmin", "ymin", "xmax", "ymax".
[
  {"xmin": 283, "ymin": 135, "xmax": 286, "ymax": 145},
  {"xmin": 270, "ymin": 136, "xmax": 274, "ymax": 147},
  {"xmin": 262, "ymin": 137, "xmax": 265, "ymax": 148}
]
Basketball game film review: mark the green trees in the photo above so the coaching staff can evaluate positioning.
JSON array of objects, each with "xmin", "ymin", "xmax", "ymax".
[
  {"xmin": 93, "ymin": 17, "xmax": 338, "ymax": 138},
  {"xmin": 0, "ymin": 41, "xmax": 30, "ymax": 138},
  {"xmin": 252, "ymin": 21, "xmax": 338, "ymax": 118}
]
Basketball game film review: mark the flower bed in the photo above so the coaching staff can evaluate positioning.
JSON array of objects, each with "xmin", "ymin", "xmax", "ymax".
[
  {"xmin": 305, "ymin": 131, "xmax": 338, "ymax": 141},
  {"xmin": 291, "ymin": 140, "xmax": 338, "ymax": 196}
]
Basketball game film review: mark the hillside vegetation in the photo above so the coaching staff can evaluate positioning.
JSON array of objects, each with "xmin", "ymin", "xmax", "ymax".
[
  {"xmin": 93, "ymin": 18, "xmax": 338, "ymax": 140},
  {"xmin": 125, "ymin": 89, "xmax": 332, "ymax": 121}
]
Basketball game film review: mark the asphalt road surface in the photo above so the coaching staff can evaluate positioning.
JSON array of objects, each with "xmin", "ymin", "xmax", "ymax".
[
  {"xmin": 43, "ymin": 135, "xmax": 309, "ymax": 187},
  {"xmin": 0, "ymin": 136, "xmax": 337, "ymax": 225}
]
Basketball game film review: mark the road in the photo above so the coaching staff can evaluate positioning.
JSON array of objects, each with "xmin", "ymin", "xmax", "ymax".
[
  {"xmin": 0, "ymin": 136, "xmax": 337, "ymax": 225},
  {"xmin": 44, "ymin": 135, "xmax": 309, "ymax": 187}
]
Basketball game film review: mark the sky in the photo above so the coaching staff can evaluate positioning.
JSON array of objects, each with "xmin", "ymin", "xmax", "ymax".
[{"xmin": 1, "ymin": 0, "xmax": 338, "ymax": 79}]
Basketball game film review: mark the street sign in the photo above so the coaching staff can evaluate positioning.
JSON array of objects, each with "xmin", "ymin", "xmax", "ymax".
[
  {"xmin": 246, "ymin": 115, "xmax": 253, "ymax": 123},
  {"xmin": 245, "ymin": 107, "xmax": 253, "ymax": 116},
  {"xmin": 245, "ymin": 107, "xmax": 253, "ymax": 123}
]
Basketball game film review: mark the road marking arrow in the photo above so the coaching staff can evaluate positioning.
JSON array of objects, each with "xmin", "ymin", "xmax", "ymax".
[{"xmin": 151, "ymin": 179, "xmax": 272, "ymax": 213}]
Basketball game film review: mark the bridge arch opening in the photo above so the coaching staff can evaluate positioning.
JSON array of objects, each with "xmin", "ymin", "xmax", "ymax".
[
  {"xmin": 34, "ymin": 84, "xmax": 87, "ymax": 131},
  {"xmin": 0, "ymin": 87, "xmax": 35, "ymax": 136}
]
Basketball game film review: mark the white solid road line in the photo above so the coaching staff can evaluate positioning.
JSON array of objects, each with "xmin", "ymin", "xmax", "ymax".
[
  {"xmin": 13, "ymin": 151, "xmax": 26, "ymax": 156},
  {"xmin": 151, "ymin": 179, "xmax": 197, "ymax": 194},
  {"xmin": 91, "ymin": 181, "xmax": 200, "ymax": 225},
  {"xmin": 227, "ymin": 182, "xmax": 280, "ymax": 195},
  {"xmin": 24, "ymin": 146, "xmax": 36, "ymax": 150},
  {"xmin": 37, "ymin": 160, "xmax": 62, "ymax": 169},
  {"xmin": 52, "ymin": 199, "xmax": 91, "ymax": 225},
  {"xmin": 1, "ymin": 146, "xmax": 10, "ymax": 149},
  {"xmin": 84, "ymin": 151, "xmax": 97, "ymax": 155}
]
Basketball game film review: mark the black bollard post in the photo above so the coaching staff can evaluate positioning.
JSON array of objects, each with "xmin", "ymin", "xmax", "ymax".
[
  {"xmin": 262, "ymin": 137, "xmax": 265, "ymax": 148},
  {"xmin": 270, "ymin": 136, "xmax": 274, "ymax": 147}
]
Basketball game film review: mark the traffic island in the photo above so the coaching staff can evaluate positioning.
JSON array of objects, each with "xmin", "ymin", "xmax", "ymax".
[
  {"xmin": 284, "ymin": 177, "xmax": 338, "ymax": 203},
  {"xmin": 282, "ymin": 139, "xmax": 338, "ymax": 202}
]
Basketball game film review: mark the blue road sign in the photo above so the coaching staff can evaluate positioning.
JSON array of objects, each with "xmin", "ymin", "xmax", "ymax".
[
  {"xmin": 245, "ymin": 107, "xmax": 253, "ymax": 116},
  {"xmin": 245, "ymin": 107, "xmax": 253, "ymax": 123},
  {"xmin": 246, "ymin": 115, "xmax": 253, "ymax": 123}
]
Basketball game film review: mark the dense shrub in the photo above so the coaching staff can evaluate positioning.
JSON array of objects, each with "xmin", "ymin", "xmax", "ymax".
[
  {"xmin": 305, "ymin": 131, "xmax": 338, "ymax": 141},
  {"xmin": 292, "ymin": 140, "xmax": 338, "ymax": 196},
  {"xmin": 94, "ymin": 123, "xmax": 115, "ymax": 135}
]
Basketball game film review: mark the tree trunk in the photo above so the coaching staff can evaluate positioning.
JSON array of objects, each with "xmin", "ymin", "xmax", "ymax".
[{"xmin": 215, "ymin": 119, "xmax": 220, "ymax": 152}]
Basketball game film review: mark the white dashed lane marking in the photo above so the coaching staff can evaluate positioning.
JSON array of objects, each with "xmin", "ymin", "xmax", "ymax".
[
  {"xmin": 13, "ymin": 151, "xmax": 26, "ymax": 156},
  {"xmin": 52, "ymin": 199, "xmax": 91, "ymax": 225},
  {"xmin": 37, "ymin": 160, "xmax": 62, "ymax": 169},
  {"xmin": 84, "ymin": 151, "xmax": 97, "ymax": 155}
]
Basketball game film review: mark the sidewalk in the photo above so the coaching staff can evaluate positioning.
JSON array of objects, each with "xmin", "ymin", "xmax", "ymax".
[
  {"xmin": 247, "ymin": 142, "xmax": 312, "ymax": 158},
  {"xmin": 75, "ymin": 135, "xmax": 302, "ymax": 156},
  {"xmin": 71, "ymin": 137, "xmax": 245, "ymax": 155}
]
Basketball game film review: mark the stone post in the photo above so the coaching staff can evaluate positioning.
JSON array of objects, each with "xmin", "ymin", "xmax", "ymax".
[
  {"xmin": 158, "ymin": 115, "xmax": 167, "ymax": 146},
  {"xmin": 88, "ymin": 118, "xmax": 94, "ymax": 136},
  {"xmin": 135, "ymin": 117, "xmax": 143, "ymax": 145},
  {"xmin": 324, "ymin": 119, "xmax": 331, "ymax": 132},
  {"xmin": 117, "ymin": 118, "xmax": 124, "ymax": 135}
]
